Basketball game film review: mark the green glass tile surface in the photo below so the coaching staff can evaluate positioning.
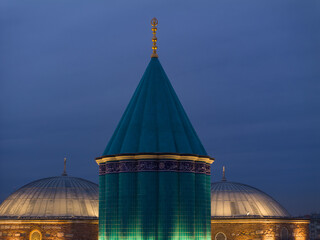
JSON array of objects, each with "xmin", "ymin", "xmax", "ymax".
[{"xmin": 99, "ymin": 167, "xmax": 211, "ymax": 240}]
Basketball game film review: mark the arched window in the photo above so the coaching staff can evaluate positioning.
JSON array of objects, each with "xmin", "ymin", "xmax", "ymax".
[
  {"xmin": 215, "ymin": 232, "xmax": 227, "ymax": 240},
  {"xmin": 281, "ymin": 227, "xmax": 289, "ymax": 240},
  {"xmin": 30, "ymin": 230, "xmax": 42, "ymax": 240}
]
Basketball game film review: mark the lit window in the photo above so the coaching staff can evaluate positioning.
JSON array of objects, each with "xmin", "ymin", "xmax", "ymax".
[
  {"xmin": 281, "ymin": 227, "xmax": 289, "ymax": 240},
  {"xmin": 215, "ymin": 232, "xmax": 227, "ymax": 240},
  {"xmin": 30, "ymin": 230, "xmax": 41, "ymax": 240}
]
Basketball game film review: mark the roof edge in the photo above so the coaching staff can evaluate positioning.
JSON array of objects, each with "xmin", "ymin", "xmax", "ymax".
[
  {"xmin": 96, "ymin": 152, "xmax": 214, "ymax": 160},
  {"xmin": 96, "ymin": 152, "xmax": 214, "ymax": 165}
]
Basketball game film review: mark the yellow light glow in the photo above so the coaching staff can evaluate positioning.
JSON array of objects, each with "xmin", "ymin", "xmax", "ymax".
[{"xmin": 96, "ymin": 153, "xmax": 214, "ymax": 165}]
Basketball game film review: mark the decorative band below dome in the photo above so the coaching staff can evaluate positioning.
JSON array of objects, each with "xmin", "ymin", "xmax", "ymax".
[
  {"xmin": 96, "ymin": 153, "xmax": 213, "ymax": 175},
  {"xmin": 96, "ymin": 152, "xmax": 214, "ymax": 164}
]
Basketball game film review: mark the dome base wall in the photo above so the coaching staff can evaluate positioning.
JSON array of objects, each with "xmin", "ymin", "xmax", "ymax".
[
  {"xmin": 0, "ymin": 219, "xmax": 98, "ymax": 240},
  {"xmin": 211, "ymin": 218, "xmax": 309, "ymax": 240}
]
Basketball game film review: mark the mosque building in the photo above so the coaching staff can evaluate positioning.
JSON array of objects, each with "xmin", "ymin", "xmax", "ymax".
[
  {"xmin": 0, "ymin": 159, "xmax": 99, "ymax": 240},
  {"xmin": 210, "ymin": 167, "xmax": 309, "ymax": 240},
  {"xmin": 96, "ymin": 18, "xmax": 213, "ymax": 240},
  {"xmin": 0, "ymin": 18, "xmax": 309, "ymax": 240}
]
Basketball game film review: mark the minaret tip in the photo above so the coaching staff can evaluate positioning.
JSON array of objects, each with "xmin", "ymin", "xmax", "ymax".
[
  {"xmin": 62, "ymin": 157, "xmax": 67, "ymax": 176},
  {"xmin": 222, "ymin": 166, "xmax": 226, "ymax": 181},
  {"xmin": 151, "ymin": 18, "xmax": 158, "ymax": 58}
]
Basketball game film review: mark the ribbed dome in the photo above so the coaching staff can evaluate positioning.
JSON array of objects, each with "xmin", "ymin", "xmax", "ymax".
[
  {"xmin": 211, "ymin": 181, "xmax": 290, "ymax": 218},
  {"xmin": 102, "ymin": 58, "xmax": 207, "ymax": 156},
  {"xmin": 0, "ymin": 176, "xmax": 98, "ymax": 219}
]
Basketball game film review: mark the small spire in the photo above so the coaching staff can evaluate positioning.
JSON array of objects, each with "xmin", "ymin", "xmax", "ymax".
[
  {"xmin": 222, "ymin": 166, "xmax": 226, "ymax": 181},
  {"xmin": 151, "ymin": 18, "xmax": 158, "ymax": 58},
  {"xmin": 62, "ymin": 157, "xmax": 67, "ymax": 176}
]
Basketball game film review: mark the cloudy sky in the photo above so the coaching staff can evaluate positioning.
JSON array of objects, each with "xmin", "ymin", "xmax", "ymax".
[{"xmin": 0, "ymin": 0, "xmax": 319, "ymax": 216}]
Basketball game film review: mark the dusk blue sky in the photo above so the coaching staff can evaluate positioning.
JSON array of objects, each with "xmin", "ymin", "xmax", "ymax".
[{"xmin": 0, "ymin": 0, "xmax": 319, "ymax": 216}]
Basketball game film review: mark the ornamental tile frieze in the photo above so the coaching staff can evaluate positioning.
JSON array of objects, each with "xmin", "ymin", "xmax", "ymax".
[{"xmin": 99, "ymin": 159, "xmax": 210, "ymax": 175}]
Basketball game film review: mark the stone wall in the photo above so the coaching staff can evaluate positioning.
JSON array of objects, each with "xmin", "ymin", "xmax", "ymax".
[
  {"xmin": 211, "ymin": 218, "xmax": 309, "ymax": 240},
  {"xmin": 0, "ymin": 217, "xmax": 309, "ymax": 240},
  {"xmin": 0, "ymin": 219, "xmax": 98, "ymax": 240}
]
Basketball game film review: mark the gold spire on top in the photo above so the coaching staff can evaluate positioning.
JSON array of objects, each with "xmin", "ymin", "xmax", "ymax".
[{"xmin": 151, "ymin": 18, "xmax": 158, "ymax": 58}]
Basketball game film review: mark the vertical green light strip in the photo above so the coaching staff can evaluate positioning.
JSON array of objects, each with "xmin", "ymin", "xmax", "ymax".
[
  {"xmin": 195, "ymin": 173, "xmax": 204, "ymax": 240},
  {"xmin": 104, "ymin": 173, "xmax": 119, "ymax": 240},
  {"xmin": 179, "ymin": 172, "xmax": 196, "ymax": 239},
  {"xmin": 138, "ymin": 172, "xmax": 158, "ymax": 239},
  {"xmin": 158, "ymin": 172, "xmax": 179, "ymax": 239},
  {"xmin": 206, "ymin": 174, "xmax": 212, "ymax": 240},
  {"xmin": 99, "ymin": 175, "xmax": 106, "ymax": 240},
  {"xmin": 119, "ymin": 172, "xmax": 137, "ymax": 239}
]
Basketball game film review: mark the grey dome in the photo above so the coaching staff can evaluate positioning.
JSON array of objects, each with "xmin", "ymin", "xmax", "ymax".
[
  {"xmin": 0, "ymin": 176, "xmax": 98, "ymax": 219},
  {"xmin": 211, "ymin": 181, "xmax": 290, "ymax": 218}
]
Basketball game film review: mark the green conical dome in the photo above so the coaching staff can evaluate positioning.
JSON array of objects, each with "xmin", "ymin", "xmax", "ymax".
[{"xmin": 103, "ymin": 58, "xmax": 207, "ymax": 156}]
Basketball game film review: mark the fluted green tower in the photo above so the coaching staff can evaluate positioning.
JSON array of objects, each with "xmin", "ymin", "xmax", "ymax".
[{"xmin": 96, "ymin": 18, "xmax": 214, "ymax": 240}]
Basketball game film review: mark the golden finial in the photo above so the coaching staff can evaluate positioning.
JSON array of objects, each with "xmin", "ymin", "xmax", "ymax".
[
  {"xmin": 222, "ymin": 166, "xmax": 226, "ymax": 181},
  {"xmin": 151, "ymin": 18, "xmax": 158, "ymax": 58}
]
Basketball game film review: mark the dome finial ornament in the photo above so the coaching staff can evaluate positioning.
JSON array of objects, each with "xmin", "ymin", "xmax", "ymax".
[
  {"xmin": 222, "ymin": 166, "xmax": 226, "ymax": 181},
  {"xmin": 62, "ymin": 157, "xmax": 67, "ymax": 176},
  {"xmin": 151, "ymin": 18, "xmax": 158, "ymax": 58}
]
